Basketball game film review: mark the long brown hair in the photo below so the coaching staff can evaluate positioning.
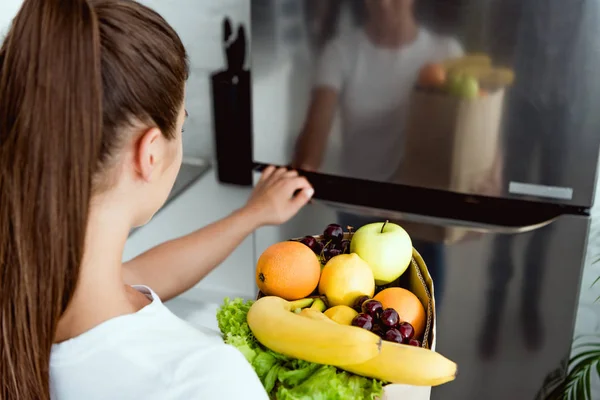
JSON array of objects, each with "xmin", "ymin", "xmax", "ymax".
[{"xmin": 0, "ymin": 1, "xmax": 188, "ymax": 398}]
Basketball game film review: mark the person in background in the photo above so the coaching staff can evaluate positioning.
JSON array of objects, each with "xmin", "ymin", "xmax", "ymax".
[
  {"xmin": 293, "ymin": 0, "xmax": 463, "ymax": 182},
  {"xmin": 293, "ymin": 0, "xmax": 464, "ymax": 306},
  {"xmin": 0, "ymin": 1, "xmax": 313, "ymax": 399}
]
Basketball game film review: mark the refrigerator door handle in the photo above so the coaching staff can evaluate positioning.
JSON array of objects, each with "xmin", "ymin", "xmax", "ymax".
[{"xmin": 322, "ymin": 201, "xmax": 558, "ymax": 235}]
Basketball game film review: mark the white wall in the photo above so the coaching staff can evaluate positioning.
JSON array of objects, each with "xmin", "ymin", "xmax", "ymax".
[
  {"xmin": 0, "ymin": 0, "xmax": 249, "ymax": 160},
  {"xmin": 0, "ymin": 1, "xmax": 22, "ymax": 37},
  {"xmin": 138, "ymin": 0, "xmax": 249, "ymax": 160}
]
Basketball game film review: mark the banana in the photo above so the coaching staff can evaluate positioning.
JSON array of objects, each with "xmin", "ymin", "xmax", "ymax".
[
  {"xmin": 339, "ymin": 340, "xmax": 457, "ymax": 387},
  {"xmin": 290, "ymin": 297, "xmax": 314, "ymax": 313},
  {"xmin": 299, "ymin": 308, "xmax": 336, "ymax": 323},
  {"xmin": 298, "ymin": 299, "xmax": 335, "ymax": 323},
  {"xmin": 310, "ymin": 297, "xmax": 327, "ymax": 312},
  {"xmin": 480, "ymin": 67, "xmax": 515, "ymax": 88},
  {"xmin": 442, "ymin": 53, "xmax": 491, "ymax": 70},
  {"xmin": 247, "ymin": 296, "xmax": 382, "ymax": 366}
]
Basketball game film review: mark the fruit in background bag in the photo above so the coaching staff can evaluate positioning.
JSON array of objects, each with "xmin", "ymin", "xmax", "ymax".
[
  {"xmin": 374, "ymin": 287, "xmax": 426, "ymax": 338},
  {"xmin": 319, "ymin": 253, "xmax": 375, "ymax": 307},
  {"xmin": 459, "ymin": 75, "xmax": 480, "ymax": 99},
  {"xmin": 256, "ymin": 241, "xmax": 321, "ymax": 300},
  {"xmin": 442, "ymin": 53, "xmax": 491, "ymax": 71},
  {"xmin": 247, "ymin": 296, "xmax": 382, "ymax": 366},
  {"xmin": 324, "ymin": 305, "xmax": 359, "ymax": 325},
  {"xmin": 447, "ymin": 72, "xmax": 465, "ymax": 97},
  {"xmin": 350, "ymin": 221, "xmax": 413, "ymax": 285},
  {"xmin": 418, "ymin": 63, "xmax": 446, "ymax": 88},
  {"xmin": 339, "ymin": 338, "xmax": 457, "ymax": 386}
]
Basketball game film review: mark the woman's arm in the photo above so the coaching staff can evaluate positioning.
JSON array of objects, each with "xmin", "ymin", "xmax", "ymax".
[
  {"xmin": 292, "ymin": 87, "xmax": 339, "ymax": 171},
  {"xmin": 123, "ymin": 166, "xmax": 314, "ymax": 301}
]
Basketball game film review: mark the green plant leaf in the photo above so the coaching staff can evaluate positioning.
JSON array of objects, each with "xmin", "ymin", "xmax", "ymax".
[{"xmin": 563, "ymin": 342, "xmax": 600, "ymax": 400}]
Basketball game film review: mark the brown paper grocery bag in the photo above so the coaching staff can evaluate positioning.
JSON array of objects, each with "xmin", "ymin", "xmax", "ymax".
[{"xmin": 393, "ymin": 89, "xmax": 505, "ymax": 244}]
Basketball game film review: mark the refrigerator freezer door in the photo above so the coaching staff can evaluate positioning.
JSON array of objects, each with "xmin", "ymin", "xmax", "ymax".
[
  {"xmin": 254, "ymin": 201, "xmax": 590, "ymax": 400},
  {"xmin": 250, "ymin": 0, "xmax": 600, "ymax": 208}
]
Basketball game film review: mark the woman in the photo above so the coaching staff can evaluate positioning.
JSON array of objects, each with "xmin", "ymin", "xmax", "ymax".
[{"xmin": 0, "ymin": 1, "xmax": 313, "ymax": 399}]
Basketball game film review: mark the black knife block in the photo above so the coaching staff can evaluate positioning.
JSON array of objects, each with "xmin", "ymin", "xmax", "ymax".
[{"xmin": 210, "ymin": 69, "xmax": 254, "ymax": 186}]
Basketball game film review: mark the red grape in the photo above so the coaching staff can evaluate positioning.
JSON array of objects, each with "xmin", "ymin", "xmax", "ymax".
[
  {"xmin": 353, "ymin": 295, "xmax": 370, "ymax": 312},
  {"xmin": 324, "ymin": 224, "xmax": 344, "ymax": 243},
  {"xmin": 300, "ymin": 236, "xmax": 322, "ymax": 254},
  {"xmin": 384, "ymin": 328, "xmax": 404, "ymax": 344},
  {"xmin": 351, "ymin": 313, "xmax": 374, "ymax": 331},
  {"xmin": 300, "ymin": 236, "xmax": 316, "ymax": 247},
  {"xmin": 362, "ymin": 300, "xmax": 383, "ymax": 319},
  {"xmin": 380, "ymin": 308, "xmax": 399, "ymax": 328},
  {"xmin": 398, "ymin": 322, "xmax": 415, "ymax": 341},
  {"xmin": 314, "ymin": 241, "xmax": 324, "ymax": 255},
  {"xmin": 328, "ymin": 249, "xmax": 342, "ymax": 258},
  {"xmin": 408, "ymin": 339, "xmax": 421, "ymax": 347},
  {"xmin": 371, "ymin": 323, "xmax": 386, "ymax": 337},
  {"xmin": 300, "ymin": 236, "xmax": 326, "ymax": 257}
]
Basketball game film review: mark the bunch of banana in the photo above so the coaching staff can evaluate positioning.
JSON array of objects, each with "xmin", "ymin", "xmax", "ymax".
[
  {"xmin": 247, "ymin": 296, "xmax": 458, "ymax": 387},
  {"xmin": 442, "ymin": 53, "xmax": 492, "ymax": 70},
  {"xmin": 443, "ymin": 53, "xmax": 515, "ymax": 91},
  {"xmin": 339, "ymin": 339, "xmax": 457, "ymax": 386},
  {"xmin": 247, "ymin": 296, "xmax": 382, "ymax": 366}
]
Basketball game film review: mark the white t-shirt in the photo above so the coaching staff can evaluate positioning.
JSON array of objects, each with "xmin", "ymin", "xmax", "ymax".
[
  {"xmin": 50, "ymin": 286, "xmax": 268, "ymax": 400},
  {"xmin": 315, "ymin": 27, "xmax": 464, "ymax": 182}
]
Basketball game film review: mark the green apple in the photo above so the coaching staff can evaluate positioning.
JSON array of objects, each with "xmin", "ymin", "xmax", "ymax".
[
  {"xmin": 446, "ymin": 72, "xmax": 464, "ymax": 96},
  {"xmin": 459, "ymin": 75, "xmax": 479, "ymax": 100},
  {"xmin": 350, "ymin": 221, "xmax": 413, "ymax": 285}
]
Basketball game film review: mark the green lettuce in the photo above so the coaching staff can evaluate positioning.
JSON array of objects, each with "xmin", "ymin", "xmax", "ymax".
[{"xmin": 216, "ymin": 298, "xmax": 384, "ymax": 400}]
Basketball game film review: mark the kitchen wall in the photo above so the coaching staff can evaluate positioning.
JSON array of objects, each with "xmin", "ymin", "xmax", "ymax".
[
  {"xmin": 0, "ymin": 1, "xmax": 22, "ymax": 36},
  {"xmin": 0, "ymin": 0, "xmax": 250, "ymax": 161},
  {"xmin": 139, "ymin": 0, "xmax": 249, "ymax": 160}
]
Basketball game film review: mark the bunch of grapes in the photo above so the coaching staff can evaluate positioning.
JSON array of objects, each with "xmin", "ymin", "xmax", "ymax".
[
  {"xmin": 297, "ymin": 224, "xmax": 352, "ymax": 263},
  {"xmin": 350, "ymin": 296, "xmax": 420, "ymax": 346}
]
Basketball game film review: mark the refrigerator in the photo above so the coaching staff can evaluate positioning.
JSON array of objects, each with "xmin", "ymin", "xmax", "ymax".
[{"xmin": 211, "ymin": 1, "xmax": 600, "ymax": 399}]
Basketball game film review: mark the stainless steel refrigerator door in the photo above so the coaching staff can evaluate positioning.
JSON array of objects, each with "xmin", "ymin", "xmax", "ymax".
[
  {"xmin": 253, "ymin": 201, "xmax": 590, "ymax": 400},
  {"xmin": 250, "ymin": 0, "xmax": 600, "ymax": 208}
]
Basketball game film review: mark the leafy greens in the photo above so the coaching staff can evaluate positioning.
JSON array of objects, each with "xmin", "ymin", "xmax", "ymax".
[{"xmin": 216, "ymin": 298, "xmax": 384, "ymax": 400}]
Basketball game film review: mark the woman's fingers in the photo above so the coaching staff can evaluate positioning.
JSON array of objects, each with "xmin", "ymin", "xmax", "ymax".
[{"xmin": 256, "ymin": 165, "xmax": 276, "ymax": 186}]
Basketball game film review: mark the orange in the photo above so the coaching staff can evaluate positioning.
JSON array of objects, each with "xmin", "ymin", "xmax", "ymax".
[
  {"xmin": 256, "ymin": 241, "xmax": 321, "ymax": 301},
  {"xmin": 418, "ymin": 63, "xmax": 447, "ymax": 88},
  {"xmin": 374, "ymin": 287, "xmax": 426, "ymax": 338}
]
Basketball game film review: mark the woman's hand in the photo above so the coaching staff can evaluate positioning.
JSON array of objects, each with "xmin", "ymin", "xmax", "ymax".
[{"xmin": 242, "ymin": 166, "xmax": 314, "ymax": 227}]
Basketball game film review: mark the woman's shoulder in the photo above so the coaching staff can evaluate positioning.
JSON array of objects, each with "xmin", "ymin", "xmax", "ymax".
[{"xmin": 50, "ymin": 306, "xmax": 267, "ymax": 399}]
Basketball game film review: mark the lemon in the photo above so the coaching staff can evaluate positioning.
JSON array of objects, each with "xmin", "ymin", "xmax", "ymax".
[
  {"xmin": 318, "ymin": 253, "xmax": 375, "ymax": 307},
  {"xmin": 324, "ymin": 305, "xmax": 359, "ymax": 325}
]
